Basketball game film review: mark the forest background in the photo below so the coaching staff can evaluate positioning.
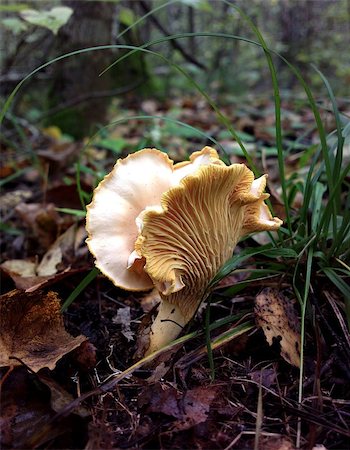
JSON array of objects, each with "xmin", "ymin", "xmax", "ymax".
[{"xmin": 1, "ymin": 1, "xmax": 350, "ymax": 450}]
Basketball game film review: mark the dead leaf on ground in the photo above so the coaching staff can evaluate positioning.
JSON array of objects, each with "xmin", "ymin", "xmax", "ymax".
[
  {"xmin": 250, "ymin": 367, "xmax": 277, "ymax": 388},
  {"xmin": 46, "ymin": 182, "xmax": 91, "ymax": 210},
  {"xmin": 255, "ymin": 288, "xmax": 301, "ymax": 367},
  {"xmin": 37, "ymin": 224, "xmax": 77, "ymax": 276},
  {"xmin": 38, "ymin": 373, "xmax": 90, "ymax": 417},
  {"xmin": 258, "ymin": 435, "xmax": 295, "ymax": 450},
  {"xmin": 0, "ymin": 189, "xmax": 32, "ymax": 216},
  {"xmin": 0, "ymin": 290, "xmax": 86, "ymax": 372},
  {"xmin": 1, "ymin": 224, "xmax": 88, "ymax": 291},
  {"xmin": 74, "ymin": 341, "xmax": 97, "ymax": 371},
  {"xmin": 140, "ymin": 383, "xmax": 218, "ymax": 431},
  {"xmin": 112, "ymin": 306, "xmax": 134, "ymax": 342},
  {"xmin": 37, "ymin": 142, "xmax": 82, "ymax": 172},
  {"xmin": 0, "ymin": 367, "xmax": 87, "ymax": 449},
  {"xmin": 15, "ymin": 202, "xmax": 62, "ymax": 249}
]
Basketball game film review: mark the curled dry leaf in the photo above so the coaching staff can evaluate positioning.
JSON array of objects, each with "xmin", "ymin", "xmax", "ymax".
[
  {"xmin": 1, "ymin": 225, "xmax": 88, "ymax": 291},
  {"xmin": 38, "ymin": 374, "xmax": 90, "ymax": 417},
  {"xmin": 112, "ymin": 306, "xmax": 134, "ymax": 342},
  {"xmin": 140, "ymin": 383, "xmax": 218, "ymax": 431},
  {"xmin": 0, "ymin": 290, "xmax": 86, "ymax": 372},
  {"xmin": 15, "ymin": 202, "xmax": 62, "ymax": 250},
  {"xmin": 255, "ymin": 288, "xmax": 301, "ymax": 367}
]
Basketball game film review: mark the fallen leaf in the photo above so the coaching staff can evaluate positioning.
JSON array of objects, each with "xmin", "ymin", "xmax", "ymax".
[
  {"xmin": 36, "ymin": 224, "xmax": 76, "ymax": 276},
  {"xmin": 15, "ymin": 202, "xmax": 62, "ymax": 249},
  {"xmin": 258, "ymin": 435, "xmax": 295, "ymax": 450},
  {"xmin": 1, "ymin": 225, "xmax": 88, "ymax": 291},
  {"xmin": 74, "ymin": 341, "xmax": 97, "ymax": 371},
  {"xmin": 250, "ymin": 367, "xmax": 277, "ymax": 388},
  {"xmin": 0, "ymin": 290, "xmax": 86, "ymax": 372},
  {"xmin": 38, "ymin": 374, "xmax": 90, "ymax": 417},
  {"xmin": 46, "ymin": 182, "xmax": 92, "ymax": 209},
  {"xmin": 0, "ymin": 190, "xmax": 32, "ymax": 216},
  {"xmin": 0, "ymin": 367, "xmax": 86, "ymax": 449},
  {"xmin": 255, "ymin": 288, "xmax": 301, "ymax": 367},
  {"xmin": 112, "ymin": 307, "xmax": 134, "ymax": 342},
  {"xmin": 0, "ymin": 265, "xmax": 86, "ymax": 292},
  {"xmin": 174, "ymin": 386, "xmax": 218, "ymax": 431},
  {"xmin": 37, "ymin": 142, "xmax": 82, "ymax": 172},
  {"xmin": 1, "ymin": 259, "xmax": 37, "ymax": 277},
  {"xmin": 140, "ymin": 383, "xmax": 218, "ymax": 430}
]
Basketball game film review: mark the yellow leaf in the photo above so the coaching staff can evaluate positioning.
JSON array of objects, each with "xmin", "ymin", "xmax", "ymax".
[{"xmin": 255, "ymin": 288, "xmax": 301, "ymax": 367}]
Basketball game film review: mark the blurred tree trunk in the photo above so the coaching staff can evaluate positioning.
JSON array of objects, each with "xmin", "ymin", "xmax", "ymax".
[
  {"xmin": 188, "ymin": 5, "xmax": 196, "ymax": 56},
  {"xmin": 47, "ymin": 1, "xmax": 146, "ymax": 138},
  {"xmin": 279, "ymin": 0, "xmax": 315, "ymax": 87}
]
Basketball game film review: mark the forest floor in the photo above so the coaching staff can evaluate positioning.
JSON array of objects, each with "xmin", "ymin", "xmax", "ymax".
[{"xmin": 1, "ymin": 94, "xmax": 350, "ymax": 449}]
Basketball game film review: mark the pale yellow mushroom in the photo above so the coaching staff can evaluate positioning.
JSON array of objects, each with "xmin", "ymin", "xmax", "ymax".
[
  {"xmin": 86, "ymin": 147, "xmax": 224, "ymax": 290},
  {"xmin": 135, "ymin": 163, "xmax": 282, "ymax": 354},
  {"xmin": 86, "ymin": 147, "xmax": 282, "ymax": 356}
]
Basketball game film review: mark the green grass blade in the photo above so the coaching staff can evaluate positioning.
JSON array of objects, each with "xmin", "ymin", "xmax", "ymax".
[
  {"xmin": 0, "ymin": 168, "xmax": 30, "ymax": 188},
  {"xmin": 205, "ymin": 296, "xmax": 215, "ymax": 380},
  {"xmin": 322, "ymin": 267, "xmax": 350, "ymax": 330},
  {"xmin": 226, "ymin": 2, "xmax": 291, "ymax": 236},
  {"xmin": 55, "ymin": 208, "xmax": 86, "ymax": 217},
  {"xmin": 61, "ymin": 268, "xmax": 99, "ymax": 312},
  {"xmin": 210, "ymin": 245, "xmax": 296, "ymax": 288}
]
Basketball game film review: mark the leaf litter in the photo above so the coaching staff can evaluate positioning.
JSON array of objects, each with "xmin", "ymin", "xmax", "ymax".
[
  {"xmin": 0, "ymin": 289, "xmax": 86, "ymax": 372},
  {"xmin": 1, "ymin": 94, "xmax": 350, "ymax": 449},
  {"xmin": 255, "ymin": 288, "xmax": 301, "ymax": 367}
]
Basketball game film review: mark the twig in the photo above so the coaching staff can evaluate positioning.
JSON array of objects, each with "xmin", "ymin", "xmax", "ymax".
[{"xmin": 138, "ymin": 0, "xmax": 207, "ymax": 70}]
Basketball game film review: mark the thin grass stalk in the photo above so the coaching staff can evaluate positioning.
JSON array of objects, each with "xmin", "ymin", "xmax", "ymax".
[
  {"xmin": 61, "ymin": 268, "xmax": 99, "ymax": 312},
  {"xmin": 312, "ymin": 66, "xmax": 345, "ymax": 237},
  {"xmin": 205, "ymin": 295, "xmax": 215, "ymax": 380},
  {"xmin": 226, "ymin": 2, "xmax": 292, "ymax": 237},
  {"xmin": 296, "ymin": 246, "xmax": 314, "ymax": 448}
]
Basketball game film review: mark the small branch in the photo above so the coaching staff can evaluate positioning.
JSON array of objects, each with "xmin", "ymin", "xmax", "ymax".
[{"xmin": 138, "ymin": 0, "xmax": 206, "ymax": 70}]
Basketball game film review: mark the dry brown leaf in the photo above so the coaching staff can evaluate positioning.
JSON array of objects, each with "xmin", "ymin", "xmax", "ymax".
[
  {"xmin": 1, "ymin": 259, "xmax": 37, "ymax": 277},
  {"xmin": 36, "ymin": 224, "xmax": 77, "ymax": 276},
  {"xmin": 0, "ymin": 289, "xmax": 86, "ymax": 372},
  {"xmin": 0, "ymin": 367, "xmax": 84, "ymax": 449},
  {"xmin": 255, "ymin": 288, "xmax": 301, "ymax": 367},
  {"xmin": 258, "ymin": 435, "xmax": 295, "ymax": 450},
  {"xmin": 15, "ymin": 202, "xmax": 62, "ymax": 249},
  {"xmin": 140, "ymin": 383, "xmax": 218, "ymax": 430},
  {"xmin": 1, "ymin": 225, "xmax": 88, "ymax": 291},
  {"xmin": 38, "ymin": 374, "xmax": 90, "ymax": 417}
]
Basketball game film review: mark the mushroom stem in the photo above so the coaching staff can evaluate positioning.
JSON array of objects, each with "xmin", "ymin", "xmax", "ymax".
[{"xmin": 145, "ymin": 300, "xmax": 188, "ymax": 355}]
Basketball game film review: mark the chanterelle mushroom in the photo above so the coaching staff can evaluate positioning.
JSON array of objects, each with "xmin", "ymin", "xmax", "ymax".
[{"xmin": 86, "ymin": 147, "xmax": 282, "ymax": 356}]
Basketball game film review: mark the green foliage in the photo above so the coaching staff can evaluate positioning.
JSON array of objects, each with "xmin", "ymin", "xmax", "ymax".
[
  {"xmin": 20, "ymin": 6, "xmax": 73, "ymax": 35},
  {"xmin": 0, "ymin": 3, "xmax": 29, "ymax": 12},
  {"xmin": 119, "ymin": 8, "xmax": 136, "ymax": 27},
  {"xmin": 1, "ymin": 17, "xmax": 28, "ymax": 34},
  {"xmin": 94, "ymin": 137, "xmax": 128, "ymax": 156}
]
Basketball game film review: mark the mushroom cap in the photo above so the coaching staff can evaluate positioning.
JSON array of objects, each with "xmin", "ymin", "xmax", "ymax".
[
  {"xmin": 136, "ymin": 163, "xmax": 282, "ymax": 320},
  {"xmin": 85, "ymin": 147, "xmax": 227, "ymax": 291},
  {"xmin": 86, "ymin": 149, "xmax": 174, "ymax": 290}
]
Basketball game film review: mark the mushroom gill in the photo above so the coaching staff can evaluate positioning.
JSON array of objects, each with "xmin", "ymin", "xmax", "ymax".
[
  {"xmin": 85, "ymin": 147, "xmax": 282, "ymax": 357},
  {"xmin": 135, "ymin": 163, "xmax": 282, "ymax": 355},
  {"xmin": 85, "ymin": 147, "xmax": 225, "ymax": 291}
]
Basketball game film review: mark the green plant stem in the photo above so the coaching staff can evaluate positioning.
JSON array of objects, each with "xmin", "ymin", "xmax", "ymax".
[{"xmin": 205, "ymin": 295, "xmax": 215, "ymax": 380}]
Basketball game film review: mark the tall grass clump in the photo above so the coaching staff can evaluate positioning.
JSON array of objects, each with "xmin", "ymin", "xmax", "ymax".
[{"xmin": 1, "ymin": 1, "xmax": 349, "ymax": 446}]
